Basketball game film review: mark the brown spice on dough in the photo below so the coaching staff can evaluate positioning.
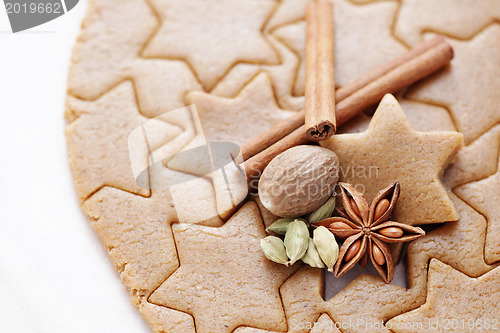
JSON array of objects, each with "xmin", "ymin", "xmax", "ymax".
[{"xmin": 312, "ymin": 182, "xmax": 425, "ymax": 283}]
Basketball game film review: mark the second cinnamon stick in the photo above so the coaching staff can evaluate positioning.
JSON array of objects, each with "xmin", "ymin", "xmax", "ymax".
[{"xmin": 240, "ymin": 35, "xmax": 450, "ymax": 161}]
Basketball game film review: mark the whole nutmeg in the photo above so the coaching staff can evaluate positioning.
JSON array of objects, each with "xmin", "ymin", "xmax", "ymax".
[{"xmin": 258, "ymin": 145, "xmax": 339, "ymax": 218}]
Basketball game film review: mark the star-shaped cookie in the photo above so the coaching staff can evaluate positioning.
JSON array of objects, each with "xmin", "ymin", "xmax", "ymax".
[
  {"xmin": 65, "ymin": 82, "xmax": 182, "ymax": 202},
  {"xmin": 455, "ymin": 155, "xmax": 500, "ymax": 264},
  {"xmin": 339, "ymin": 98, "xmax": 456, "ymax": 135},
  {"xmin": 392, "ymin": 128, "xmax": 500, "ymax": 318},
  {"xmin": 395, "ymin": 0, "xmax": 500, "ymax": 46},
  {"xmin": 83, "ymin": 187, "xmax": 179, "ymax": 296},
  {"xmin": 143, "ymin": 0, "xmax": 279, "ymax": 91},
  {"xmin": 388, "ymin": 259, "xmax": 500, "ymax": 332},
  {"xmin": 187, "ymin": 72, "xmax": 296, "ymax": 146},
  {"xmin": 321, "ymin": 94, "xmax": 463, "ymax": 225},
  {"xmin": 148, "ymin": 202, "xmax": 297, "ymax": 333},
  {"xmin": 83, "ymin": 184, "xmax": 222, "ymax": 333},
  {"xmin": 406, "ymin": 25, "xmax": 500, "ymax": 144}
]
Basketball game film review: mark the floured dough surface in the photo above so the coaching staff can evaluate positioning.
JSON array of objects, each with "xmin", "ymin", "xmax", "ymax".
[
  {"xmin": 149, "ymin": 202, "xmax": 297, "ymax": 333},
  {"xmin": 188, "ymin": 73, "xmax": 295, "ymax": 146},
  {"xmin": 388, "ymin": 259, "xmax": 500, "ymax": 332},
  {"xmin": 395, "ymin": 0, "xmax": 500, "ymax": 47},
  {"xmin": 407, "ymin": 25, "xmax": 500, "ymax": 145},
  {"xmin": 66, "ymin": 0, "xmax": 500, "ymax": 332}
]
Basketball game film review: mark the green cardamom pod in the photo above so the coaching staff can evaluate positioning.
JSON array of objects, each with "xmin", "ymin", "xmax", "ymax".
[
  {"xmin": 266, "ymin": 218, "xmax": 295, "ymax": 235},
  {"xmin": 307, "ymin": 196, "xmax": 336, "ymax": 224},
  {"xmin": 313, "ymin": 226, "xmax": 339, "ymax": 272},
  {"xmin": 301, "ymin": 238, "xmax": 325, "ymax": 268},
  {"xmin": 284, "ymin": 220, "xmax": 309, "ymax": 265},
  {"xmin": 266, "ymin": 217, "xmax": 307, "ymax": 235},
  {"xmin": 260, "ymin": 236, "xmax": 289, "ymax": 265}
]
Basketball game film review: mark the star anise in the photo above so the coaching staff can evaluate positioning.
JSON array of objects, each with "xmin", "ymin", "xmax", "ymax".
[{"xmin": 312, "ymin": 182, "xmax": 425, "ymax": 283}]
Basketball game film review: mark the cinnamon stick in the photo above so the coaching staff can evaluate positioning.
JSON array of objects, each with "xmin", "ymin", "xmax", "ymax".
[
  {"xmin": 240, "ymin": 35, "xmax": 451, "ymax": 161},
  {"xmin": 244, "ymin": 37, "xmax": 453, "ymax": 184},
  {"xmin": 336, "ymin": 35, "xmax": 446, "ymax": 101},
  {"xmin": 305, "ymin": 0, "xmax": 336, "ymax": 142}
]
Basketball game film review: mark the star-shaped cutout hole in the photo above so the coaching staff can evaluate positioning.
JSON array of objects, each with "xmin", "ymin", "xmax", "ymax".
[
  {"xmin": 388, "ymin": 259, "xmax": 500, "ymax": 330},
  {"xmin": 148, "ymin": 202, "xmax": 297, "ymax": 333},
  {"xmin": 187, "ymin": 72, "xmax": 296, "ymax": 146},
  {"xmin": 406, "ymin": 25, "xmax": 500, "ymax": 144},
  {"xmin": 321, "ymin": 94, "xmax": 463, "ymax": 225},
  {"xmin": 143, "ymin": 0, "xmax": 279, "ymax": 91}
]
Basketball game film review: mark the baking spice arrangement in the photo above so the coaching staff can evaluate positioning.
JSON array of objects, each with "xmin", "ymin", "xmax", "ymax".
[
  {"xmin": 260, "ymin": 179, "xmax": 426, "ymax": 283},
  {"xmin": 257, "ymin": 0, "xmax": 430, "ymax": 284}
]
